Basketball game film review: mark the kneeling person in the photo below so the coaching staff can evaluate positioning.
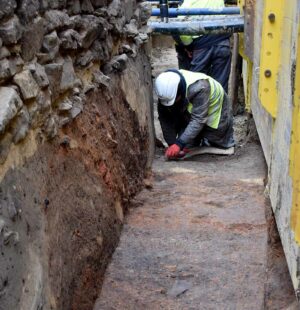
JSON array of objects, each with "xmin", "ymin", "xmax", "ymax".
[{"xmin": 154, "ymin": 69, "xmax": 234, "ymax": 159}]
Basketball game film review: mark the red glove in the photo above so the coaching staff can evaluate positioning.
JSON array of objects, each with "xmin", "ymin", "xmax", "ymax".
[{"xmin": 165, "ymin": 144, "xmax": 181, "ymax": 158}]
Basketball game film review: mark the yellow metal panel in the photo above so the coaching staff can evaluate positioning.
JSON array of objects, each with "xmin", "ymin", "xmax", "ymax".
[
  {"xmin": 238, "ymin": 0, "xmax": 252, "ymax": 113},
  {"xmin": 259, "ymin": 0, "xmax": 285, "ymax": 118},
  {"xmin": 290, "ymin": 25, "xmax": 300, "ymax": 244}
]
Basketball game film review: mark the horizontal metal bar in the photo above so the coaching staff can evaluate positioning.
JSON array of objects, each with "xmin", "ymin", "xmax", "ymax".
[
  {"xmin": 148, "ymin": 0, "xmax": 181, "ymax": 5},
  {"xmin": 152, "ymin": 7, "xmax": 240, "ymax": 17},
  {"xmin": 148, "ymin": 16, "xmax": 244, "ymax": 35}
]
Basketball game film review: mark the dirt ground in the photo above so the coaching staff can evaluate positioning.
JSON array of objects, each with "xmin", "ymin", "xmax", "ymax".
[{"xmin": 95, "ymin": 47, "xmax": 297, "ymax": 309}]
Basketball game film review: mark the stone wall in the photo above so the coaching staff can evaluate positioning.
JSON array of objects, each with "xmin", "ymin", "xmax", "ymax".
[{"xmin": 0, "ymin": 1, "xmax": 154, "ymax": 309}]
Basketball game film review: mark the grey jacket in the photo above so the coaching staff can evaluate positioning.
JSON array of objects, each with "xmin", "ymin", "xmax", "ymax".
[{"xmin": 158, "ymin": 79, "xmax": 234, "ymax": 148}]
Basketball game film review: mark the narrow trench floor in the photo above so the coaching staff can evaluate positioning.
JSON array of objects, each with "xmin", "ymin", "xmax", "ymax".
[
  {"xmin": 95, "ymin": 47, "xmax": 296, "ymax": 309},
  {"xmin": 95, "ymin": 141, "xmax": 296, "ymax": 310}
]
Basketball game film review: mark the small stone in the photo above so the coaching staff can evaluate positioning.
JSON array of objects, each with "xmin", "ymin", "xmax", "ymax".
[
  {"xmin": 13, "ymin": 70, "xmax": 39, "ymax": 100},
  {"xmin": 138, "ymin": 33, "xmax": 148, "ymax": 42},
  {"xmin": 81, "ymin": 0, "xmax": 94, "ymax": 13},
  {"xmin": 0, "ymin": 87, "xmax": 23, "ymax": 134},
  {"xmin": 70, "ymin": 96, "xmax": 83, "ymax": 118},
  {"xmin": 76, "ymin": 50, "xmax": 94, "ymax": 67},
  {"xmin": 0, "ymin": 57, "xmax": 24, "ymax": 83},
  {"xmin": 30, "ymin": 90, "xmax": 51, "ymax": 128},
  {"xmin": 44, "ymin": 63, "xmax": 63, "ymax": 100},
  {"xmin": 43, "ymin": 116, "xmax": 57, "ymax": 139},
  {"xmin": 42, "ymin": 31, "xmax": 60, "ymax": 60},
  {"xmin": 59, "ymin": 29, "xmax": 81, "ymax": 50},
  {"xmin": 124, "ymin": 19, "xmax": 139, "ymax": 37},
  {"xmin": 59, "ymin": 116, "xmax": 71, "ymax": 127},
  {"xmin": 17, "ymin": 0, "xmax": 40, "ymax": 23},
  {"xmin": 67, "ymin": 0, "xmax": 81, "ymax": 15},
  {"xmin": 12, "ymin": 107, "xmax": 30, "ymax": 143},
  {"xmin": 112, "ymin": 53, "xmax": 128, "ymax": 71},
  {"xmin": 91, "ymin": 0, "xmax": 107, "ymax": 8},
  {"xmin": 0, "ymin": 15, "xmax": 23, "ymax": 45},
  {"xmin": 60, "ymin": 57, "xmax": 77, "ymax": 92},
  {"xmin": 0, "ymin": 47, "xmax": 11, "ymax": 60},
  {"xmin": 49, "ymin": 0, "xmax": 67, "ymax": 9},
  {"xmin": 58, "ymin": 98, "xmax": 73, "ymax": 112},
  {"xmin": 0, "ymin": 0, "xmax": 16, "ymax": 21},
  {"xmin": 21, "ymin": 17, "xmax": 45, "ymax": 62},
  {"xmin": 36, "ymin": 90, "xmax": 51, "ymax": 111},
  {"xmin": 136, "ymin": 2, "xmax": 152, "ymax": 25},
  {"xmin": 92, "ymin": 70, "xmax": 110, "ymax": 88},
  {"xmin": 44, "ymin": 10, "xmax": 71, "ymax": 33},
  {"xmin": 167, "ymin": 280, "xmax": 192, "ymax": 298},
  {"xmin": 28, "ymin": 63, "xmax": 50, "ymax": 88}
]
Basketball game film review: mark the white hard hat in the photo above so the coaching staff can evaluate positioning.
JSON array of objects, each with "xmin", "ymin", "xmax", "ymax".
[{"xmin": 154, "ymin": 72, "xmax": 180, "ymax": 106}]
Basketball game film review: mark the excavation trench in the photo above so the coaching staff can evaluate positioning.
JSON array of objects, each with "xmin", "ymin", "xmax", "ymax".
[{"xmin": 96, "ymin": 46, "xmax": 297, "ymax": 309}]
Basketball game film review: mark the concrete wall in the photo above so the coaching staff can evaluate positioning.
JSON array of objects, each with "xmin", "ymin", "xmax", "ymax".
[
  {"xmin": 0, "ymin": 1, "xmax": 154, "ymax": 309},
  {"xmin": 247, "ymin": 0, "xmax": 300, "ymax": 292}
]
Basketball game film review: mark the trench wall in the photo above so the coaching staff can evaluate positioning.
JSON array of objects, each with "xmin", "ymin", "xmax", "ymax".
[
  {"xmin": 241, "ymin": 0, "xmax": 300, "ymax": 293},
  {"xmin": 0, "ymin": 1, "xmax": 154, "ymax": 309}
]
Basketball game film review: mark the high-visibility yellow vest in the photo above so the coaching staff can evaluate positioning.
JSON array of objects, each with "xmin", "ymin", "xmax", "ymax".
[
  {"xmin": 180, "ymin": 69, "xmax": 224, "ymax": 129},
  {"xmin": 179, "ymin": 0, "xmax": 225, "ymax": 46}
]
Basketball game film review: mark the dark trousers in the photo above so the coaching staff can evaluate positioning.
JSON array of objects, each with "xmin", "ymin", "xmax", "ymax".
[{"xmin": 175, "ymin": 43, "xmax": 232, "ymax": 93}]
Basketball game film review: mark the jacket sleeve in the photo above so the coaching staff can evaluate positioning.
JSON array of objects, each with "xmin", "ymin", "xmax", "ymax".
[
  {"xmin": 177, "ymin": 80, "xmax": 211, "ymax": 147},
  {"xmin": 158, "ymin": 102, "xmax": 178, "ymax": 146}
]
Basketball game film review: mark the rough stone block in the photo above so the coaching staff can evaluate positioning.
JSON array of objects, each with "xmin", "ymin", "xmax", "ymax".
[
  {"xmin": 58, "ymin": 98, "xmax": 73, "ymax": 112},
  {"xmin": 59, "ymin": 29, "xmax": 81, "ymax": 50},
  {"xmin": 28, "ymin": 63, "xmax": 49, "ymax": 88},
  {"xmin": 0, "ymin": 87, "xmax": 23, "ymax": 134},
  {"xmin": 40, "ymin": 0, "xmax": 49, "ymax": 11},
  {"xmin": 102, "ymin": 53, "xmax": 128, "ymax": 74},
  {"xmin": 124, "ymin": 19, "xmax": 139, "ymax": 37},
  {"xmin": 30, "ymin": 90, "xmax": 51, "ymax": 128},
  {"xmin": 81, "ymin": 0, "xmax": 94, "ymax": 13},
  {"xmin": 17, "ymin": 0, "xmax": 40, "ymax": 23},
  {"xmin": 136, "ymin": 2, "xmax": 152, "ymax": 26},
  {"xmin": 44, "ymin": 63, "xmax": 63, "ymax": 99},
  {"xmin": 44, "ymin": 10, "xmax": 71, "ymax": 33},
  {"xmin": 80, "ymin": 23, "xmax": 102, "ymax": 49},
  {"xmin": 42, "ymin": 31, "xmax": 60, "ymax": 60},
  {"xmin": 108, "ymin": 0, "xmax": 122, "ymax": 17},
  {"xmin": 91, "ymin": 0, "xmax": 108, "ymax": 8},
  {"xmin": 92, "ymin": 70, "xmax": 110, "ymax": 88},
  {"xmin": 43, "ymin": 115, "xmax": 57, "ymax": 139},
  {"xmin": 75, "ymin": 50, "xmax": 94, "ymax": 67},
  {"xmin": 67, "ymin": 0, "xmax": 81, "ymax": 15},
  {"xmin": 0, "ymin": 47, "xmax": 11, "ymax": 60},
  {"xmin": 0, "ymin": 0, "xmax": 16, "ymax": 21},
  {"xmin": 36, "ymin": 89, "xmax": 51, "ymax": 111},
  {"xmin": 70, "ymin": 95, "xmax": 83, "ymax": 118},
  {"xmin": 12, "ymin": 107, "xmax": 30, "ymax": 143},
  {"xmin": 21, "ymin": 17, "xmax": 45, "ymax": 62},
  {"xmin": 91, "ymin": 40, "xmax": 110, "ymax": 63},
  {"xmin": 0, "ymin": 15, "xmax": 23, "ymax": 45},
  {"xmin": 60, "ymin": 57, "xmax": 77, "ymax": 92},
  {"xmin": 0, "ymin": 58, "xmax": 16, "ymax": 83},
  {"xmin": 49, "ymin": 0, "xmax": 67, "ymax": 9},
  {"xmin": 13, "ymin": 70, "xmax": 40, "ymax": 100}
]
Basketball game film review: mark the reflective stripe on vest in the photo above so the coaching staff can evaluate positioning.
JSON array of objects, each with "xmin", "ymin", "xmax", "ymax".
[
  {"xmin": 179, "ymin": 0, "xmax": 225, "ymax": 46},
  {"xmin": 180, "ymin": 69, "xmax": 224, "ymax": 129}
]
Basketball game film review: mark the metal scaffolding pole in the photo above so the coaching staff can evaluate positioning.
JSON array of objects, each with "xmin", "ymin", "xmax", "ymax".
[
  {"xmin": 151, "ymin": 7, "xmax": 240, "ymax": 17},
  {"xmin": 149, "ymin": 16, "xmax": 244, "ymax": 35}
]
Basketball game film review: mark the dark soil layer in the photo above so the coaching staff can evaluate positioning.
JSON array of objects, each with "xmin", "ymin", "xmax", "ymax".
[{"xmin": 0, "ymin": 77, "xmax": 150, "ymax": 310}]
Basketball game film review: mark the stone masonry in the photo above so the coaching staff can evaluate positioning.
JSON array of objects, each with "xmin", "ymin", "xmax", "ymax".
[
  {"xmin": 0, "ymin": 1, "xmax": 154, "ymax": 309},
  {"xmin": 0, "ymin": 0, "xmax": 152, "ymax": 164}
]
